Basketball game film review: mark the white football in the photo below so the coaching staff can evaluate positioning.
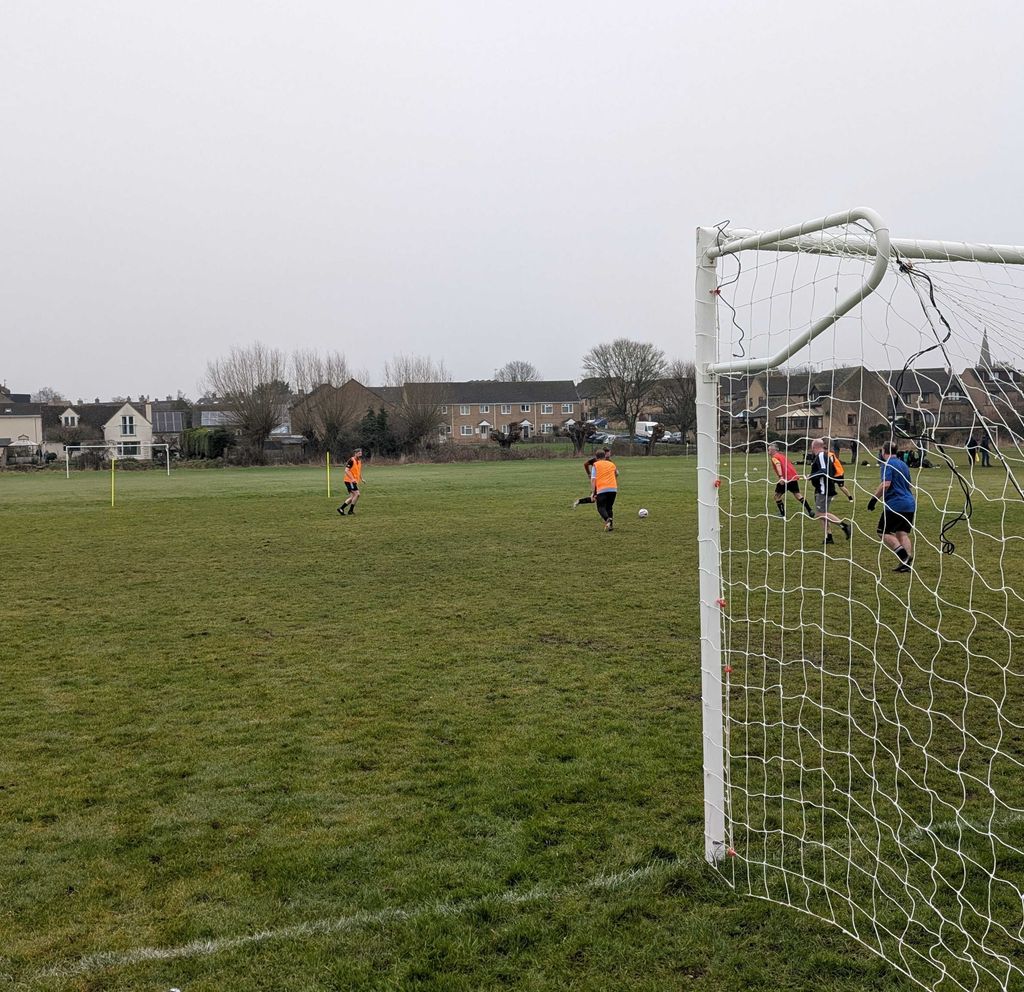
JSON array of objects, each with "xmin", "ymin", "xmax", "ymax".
[{"xmin": 638, "ymin": 508, "xmax": 649, "ymax": 518}]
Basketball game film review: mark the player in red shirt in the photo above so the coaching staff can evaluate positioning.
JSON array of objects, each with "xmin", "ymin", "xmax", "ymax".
[{"xmin": 768, "ymin": 443, "xmax": 815, "ymax": 519}]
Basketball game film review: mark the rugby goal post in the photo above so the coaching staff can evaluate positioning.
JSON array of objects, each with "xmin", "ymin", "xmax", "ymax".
[
  {"xmin": 64, "ymin": 442, "xmax": 171, "ymax": 477},
  {"xmin": 696, "ymin": 208, "xmax": 1024, "ymax": 991}
]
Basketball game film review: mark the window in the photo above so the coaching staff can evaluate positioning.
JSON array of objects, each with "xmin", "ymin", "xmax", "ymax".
[
  {"xmin": 500, "ymin": 404, "xmax": 512, "ymax": 415},
  {"xmin": 118, "ymin": 441, "xmax": 140, "ymax": 456},
  {"xmin": 200, "ymin": 411, "xmax": 231, "ymax": 427},
  {"xmin": 847, "ymin": 413, "xmax": 857, "ymax": 426},
  {"xmin": 440, "ymin": 405, "xmax": 448, "ymax": 414},
  {"xmin": 947, "ymin": 391, "xmax": 967, "ymax": 402},
  {"xmin": 920, "ymin": 392, "xmax": 933, "ymax": 403},
  {"xmin": 459, "ymin": 405, "xmax": 470, "ymax": 416},
  {"xmin": 460, "ymin": 425, "xmax": 474, "ymax": 436},
  {"xmin": 520, "ymin": 404, "xmax": 531, "ymax": 413},
  {"xmin": 541, "ymin": 423, "xmax": 554, "ymax": 434},
  {"xmin": 479, "ymin": 404, "xmax": 490, "ymax": 413},
  {"xmin": 541, "ymin": 403, "xmax": 553, "ymax": 414},
  {"xmin": 562, "ymin": 403, "xmax": 573, "ymax": 414},
  {"xmin": 900, "ymin": 393, "xmax": 916, "ymax": 405},
  {"xmin": 153, "ymin": 411, "xmax": 183, "ymax": 432},
  {"xmin": 810, "ymin": 417, "xmax": 822, "ymax": 429},
  {"xmin": 62, "ymin": 414, "xmax": 78, "ymax": 427},
  {"xmin": 121, "ymin": 415, "xmax": 135, "ymax": 436}
]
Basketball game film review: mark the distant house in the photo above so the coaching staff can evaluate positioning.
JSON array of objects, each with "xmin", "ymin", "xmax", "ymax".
[
  {"xmin": 0, "ymin": 396, "xmax": 44, "ymax": 467},
  {"xmin": 722, "ymin": 367, "xmax": 891, "ymax": 448},
  {"xmin": 440, "ymin": 381, "xmax": 580, "ymax": 442},
  {"xmin": 880, "ymin": 368, "xmax": 975, "ymax": 443},
  {"xmin": 43, "ymin": 401, "xmax": 154, "ymax": 458},
  {"xmin": 0, "ymin": 399, "xmax": 44, "ymax": 452},
  {"xmin": 960, "ymin": 365, "xmax": 1024, "ymax": 441},
  {"xmin": 290, "ymin": 379, "xmax": 581, "ymax": 445},
  {"xmin": 290, "ymin": 380, "xmax": 404, "ymax": 443},
  {"xmin": 149, "ymin": 399, "xmax": 193, "ymax": 451}
]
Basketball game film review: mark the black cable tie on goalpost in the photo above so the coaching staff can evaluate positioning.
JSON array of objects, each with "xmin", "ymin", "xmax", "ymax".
[
  {"xmin": 891, "ymin": 252, "xmax": 974, "ymax": 555},
  {"xmin": 713, "ymin": 221, "xmax": 748, "ymax": 360}
]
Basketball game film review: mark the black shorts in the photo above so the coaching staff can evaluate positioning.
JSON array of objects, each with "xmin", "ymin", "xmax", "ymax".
[
  {"xmin": 774, "ymin": 480, "xmax": 800, "ymax": 497},
  {"xmin": 595, "ymin": 491, "xmax": 616, "ymax": 520},
  {"xmin": 878, "ymin": 509, "xmax": 914, "ymax": 535},
  {"xmin": 345, "ymin": 482, "xmax": 359, "ymax": 493}
]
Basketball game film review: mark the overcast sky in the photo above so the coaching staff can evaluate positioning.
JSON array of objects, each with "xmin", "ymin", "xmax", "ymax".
[{"xmin": 3, "ymin": 1, "xmax": 1023, "ymax": 400}]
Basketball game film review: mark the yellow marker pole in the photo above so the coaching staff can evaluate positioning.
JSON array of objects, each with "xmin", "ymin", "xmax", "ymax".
[
  {"xmin": 111, "ymin": 455, "xmax": 116, "ymax": 507},
  {"xmin": 326, "ymin": 452, "xmax": 332, "ymax": 498}
]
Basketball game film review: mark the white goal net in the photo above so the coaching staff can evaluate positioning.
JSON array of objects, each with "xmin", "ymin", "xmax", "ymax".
[
  {"xmin": 64, "ymin": 442, "xmax": 171, "ymax": 476},
  {"xmin": 696, "ymin": 210, "xmax": 1024, "ymax": 991}
]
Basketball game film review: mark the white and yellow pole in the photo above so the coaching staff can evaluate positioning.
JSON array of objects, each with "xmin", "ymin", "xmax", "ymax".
[
  {"xmin": 110, "ymin": 454, "xmax": 116, "ymax": 507},
  {"xmin": 326, "ymin": 452, "xmax": 332, "ymax": 498}
]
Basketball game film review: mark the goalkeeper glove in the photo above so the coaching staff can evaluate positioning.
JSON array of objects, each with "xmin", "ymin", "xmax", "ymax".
[{"xmin": 866, "ymin": 497, "xmax": 878, "ymax": 511}]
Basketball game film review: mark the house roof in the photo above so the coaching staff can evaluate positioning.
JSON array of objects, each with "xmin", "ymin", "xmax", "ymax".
[
  {"xmin": 43, "ymin": 403, "xmax": 130, "ymax": 432},
  {"xmin": 880, "ymin": 367, "xmax": 965, "ymax": 394},
  {"xmin": 762, "ymin": 373, "xmax": 812, "ymax": 396},
  {"xmin": 368, "ymin": 385, "xmax": 405, "ymax": 405},
  {"xmin": 0, "ymin": 402, "xmax": 42, "ymax": 416},
  {"xmin": 575, "ymin": 378, "xmax": 605, "ymax": 398},
  {"xmin": 448, "ymin": 380, "xmax": 578, "ymax": 404}
]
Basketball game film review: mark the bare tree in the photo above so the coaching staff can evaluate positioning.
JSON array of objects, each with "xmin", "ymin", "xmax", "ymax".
[
  {"xmin": 581, "ymin": 339, "xmax": 667, "ymax": 440},
  {"xmin": 290, "ymin": 348, "xmax": 362, "ymax": 453},
  {"xmin": 494, "ymin": 360, "xmax": 540, "ymax": 382},
  {"xmin": 558, "ymin": 418, "xmax": 595, "ymax": 456},
  {"xmin": 490, "ymin": 422, "xmax": 522, "ymax": 449},
  {"xmin": 32, "ymin": 386, "xmax": 66, "ymax": 404},
  {"xmin": 205, "ymin": 343, "xmax": 289, "ymax": 454},
  {"xmin": 383, "ymin": 354, "xmax": 452, "ymax": 450},
  {"xmin": 656, "ymin": 360, "xmax": 698, "ymax": 440}
]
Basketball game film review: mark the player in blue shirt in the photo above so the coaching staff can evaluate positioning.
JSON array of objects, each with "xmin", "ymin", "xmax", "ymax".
[{"xmin": 867, "ymin": 441, "xmax": 916, "ymax": 573}]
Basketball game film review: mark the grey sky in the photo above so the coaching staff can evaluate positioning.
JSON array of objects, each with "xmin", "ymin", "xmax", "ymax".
[{"xmin": 3, "ymin": 1, "xmax": 1022, "ymax": 400}]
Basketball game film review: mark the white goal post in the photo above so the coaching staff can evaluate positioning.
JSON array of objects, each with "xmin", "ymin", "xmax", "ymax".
[
  {"xmin": 696, "ymin": 208, "xmax": 1024, "ymax": 992},
  {"xmin": 64, "ymin": 442, "xmax": 171, "ymax": 477}
]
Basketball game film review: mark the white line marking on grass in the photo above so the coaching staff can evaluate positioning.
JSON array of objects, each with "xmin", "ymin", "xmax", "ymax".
[
  {"xmin": 30, "ymin": 857, "xmax": 703, "ymax": 982},
  {"xmin": 903, "ymin": 809, "xmax": 1024, "ymax": 843}
]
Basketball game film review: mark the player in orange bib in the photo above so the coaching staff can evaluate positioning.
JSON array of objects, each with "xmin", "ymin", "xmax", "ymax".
[
  {"xmin": 767, "ymin": 443, "xmax": 815, "ymax": 519},
  {"xmin": 337, "ymin": 447, "xmax": 363, "ymax": 516},
  {"xmin": 572, "ymin": 446, "xmax": 612, "ymax": 508},
  {"xmin": 590, "ymin": 450, "xmax": 618, "ymax": 531},
  {"xmin": 828, "ymin": 446, "xmax": 854, "ymax": 501}
]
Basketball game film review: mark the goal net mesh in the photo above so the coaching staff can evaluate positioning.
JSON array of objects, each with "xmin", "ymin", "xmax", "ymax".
[{"xmin": 709, "ymin": 221, "xmax": 1024, "ymax": 991}]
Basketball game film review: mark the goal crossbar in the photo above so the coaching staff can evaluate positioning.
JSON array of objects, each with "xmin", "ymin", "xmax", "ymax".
[
  {"xmin": 713, "ymin": 229, "xmax": 1024, "ymax": 266},
  {"xmin": 703, "ymin": 207, "xmax": 1024, "ymax": 378}
]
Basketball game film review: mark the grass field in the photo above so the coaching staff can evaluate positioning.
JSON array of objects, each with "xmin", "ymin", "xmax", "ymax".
[{"xmin": 0, "ymin": 456, "xmax": 976, "ymax": 991}]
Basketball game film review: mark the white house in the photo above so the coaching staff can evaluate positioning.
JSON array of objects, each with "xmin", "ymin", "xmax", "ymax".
[{"xmin": 49, "ymin": 401, "xmax": 154, "ymax": 459}]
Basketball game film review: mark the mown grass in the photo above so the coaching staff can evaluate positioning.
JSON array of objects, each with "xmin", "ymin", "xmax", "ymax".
[{"xmin": 1, "ymin": 457, "xmax": 924, "ymax": 991}]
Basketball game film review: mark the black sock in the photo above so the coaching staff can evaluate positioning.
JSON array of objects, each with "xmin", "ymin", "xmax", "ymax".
[{"xmin": 895, "ymin": 547, "xmax": 908, "ymax": 562}]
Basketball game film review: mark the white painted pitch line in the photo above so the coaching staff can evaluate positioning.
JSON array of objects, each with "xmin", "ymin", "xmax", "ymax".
[
  {"xmin": 903, "ymin": 810, "xmax": 1024, "ymax": 843},
  {"xmin": 29, "ymin": 857, "xmax": 702, "ymax": 982}
]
